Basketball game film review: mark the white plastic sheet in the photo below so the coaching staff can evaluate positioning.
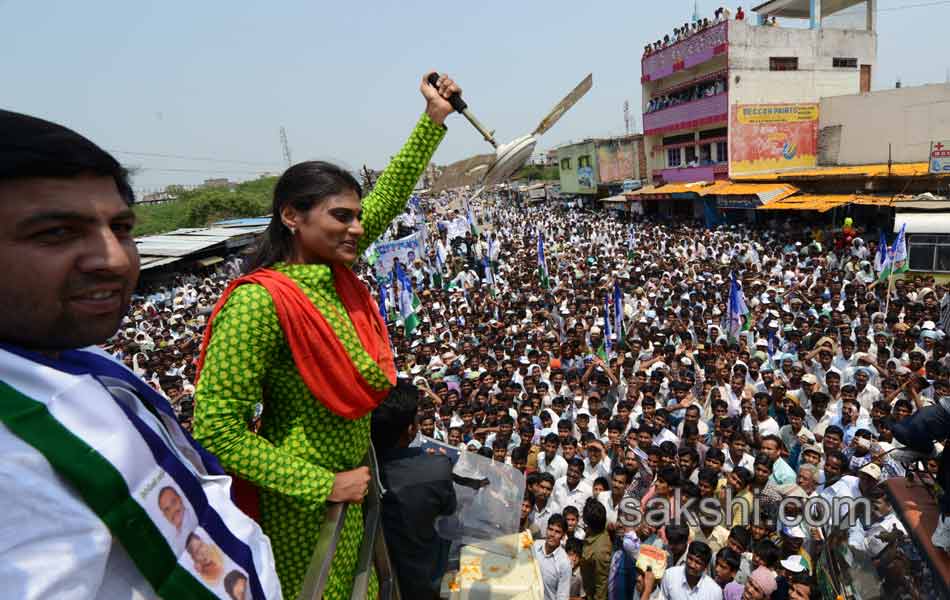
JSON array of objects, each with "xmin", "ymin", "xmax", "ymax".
[{"xmin": 435, "ymin": 451, "xmax": 525, "ymax": 558}]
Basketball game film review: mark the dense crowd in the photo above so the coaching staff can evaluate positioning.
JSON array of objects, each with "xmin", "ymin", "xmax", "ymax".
[
  {"xmin": 643, "ymin": 6, "xmax": 743, "ymax": 57},
  {"xmin": 646, "ymin": 78, "xmax": 728, "ymax": 114},
  {"xmin": 114, "ymin": 195, "xmax": 950, "ymax": 599}
]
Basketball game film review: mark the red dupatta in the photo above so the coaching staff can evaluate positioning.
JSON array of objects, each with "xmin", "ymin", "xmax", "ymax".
[{"xmin": 196, "ymin": 266, "xmax": 396, "ymax": 420}]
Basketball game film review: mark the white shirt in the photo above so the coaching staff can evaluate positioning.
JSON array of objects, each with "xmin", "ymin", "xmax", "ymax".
[
  {"xmin": 539, "ymin": 451, "xmax": 568, "ymax": 481},
  {"xmin": 533, "ymin": 499, "xmax": 560, "ymax": 538},
  {"xmin": 583, "ymin": 456, "xmax": 612, "ymax": 485},
  {"xmin": 0, "ymin": 348, "xmax": 282, "ymax": 600},
  {"xmin": 741, "ymin": 415, "xmax": 780, "ymax": 438},
  {"xmin": 552, "ymin": 477, "xmax": 593, "ymax": 514},
  {"xmin": 659, "ymin": 565, "xmax": 723, "ymax": 600},
  {"xmin": 533, "ymin": 540, "xmax": 572, "ymax": 600},
  {"xmin": 722, "ymin": 451, "xmax": 754, "ymax": 475},
  {"xmin": 596, "ymin": 491, "xmax": 624, "ymax": 527}
]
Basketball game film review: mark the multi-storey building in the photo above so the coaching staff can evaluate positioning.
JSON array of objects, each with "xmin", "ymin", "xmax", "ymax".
[{"xmin": 641, "ymin": 0, "xmax": 877, "ymax": 184}]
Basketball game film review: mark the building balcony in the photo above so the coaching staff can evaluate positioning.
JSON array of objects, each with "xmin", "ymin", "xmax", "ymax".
[
  {"xmin": 643, "ymin": 92, "xmax": 728, "ymax": 136},
  {"xmin": 658, "ymin": 163, "xmax": 728, "ymax": 183},
  {"xmin": 641, "ymin": 21, "xmax": 728, "ymax": 83}
]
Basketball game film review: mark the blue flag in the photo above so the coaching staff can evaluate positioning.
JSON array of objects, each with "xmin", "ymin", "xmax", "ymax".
[
  {"xmin": 378, "ymin": 281, "xmax": 388, "ymax": 322},
  {"xmin": 613, "ymin": 281, "xmax": 624, "ymax": 344}
]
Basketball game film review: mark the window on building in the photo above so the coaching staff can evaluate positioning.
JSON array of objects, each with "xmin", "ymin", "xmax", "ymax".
[
  {"xmin": 699, "ymin": 127, "xmax": 727, "ymax": 140},
  {"xmin": 662, "ymin": 133, "xmax": 695, "ymax": 146},
  {"xmin": 769, "ymin": 57, "xmax": 798, "ymax": 71},
  {"xmin": 667, "ymin": 148, "xmax": 682, "ymax": 168},
  {"xmin": 833, "ymin": 57, "xmax": 858, "ymax": 68},
  {"xmin": 560, "ymin": 158, "xmax": 572, "ymax": 170},
  {"xmin": 700, "ymin": 143, "xmax": 712, "ymax": 164},
  {"xmin": 716, "ymin": 141, "xmax": 728, "ymax": 163},
  {"xmin": 578, "ymin": 155, "xmax": 592, "ymax": 168},
  {"xmin": 909, "ymin": 234, "xmax": 950, "ymax": 272},
  {"xmin": 685, "ymin": 146, "xmax": 698, "ymax": 165}
]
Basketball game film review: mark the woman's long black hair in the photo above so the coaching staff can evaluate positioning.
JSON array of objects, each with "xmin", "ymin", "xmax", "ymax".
[{"xmin": 246, "ymin": 161, "xmax": 362, "ymax": 272}]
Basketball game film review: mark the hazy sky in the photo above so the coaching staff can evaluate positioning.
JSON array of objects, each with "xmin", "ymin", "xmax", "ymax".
[{"xmin": 3, "ymin": 0, "xmax": 948, "ymax": 193}]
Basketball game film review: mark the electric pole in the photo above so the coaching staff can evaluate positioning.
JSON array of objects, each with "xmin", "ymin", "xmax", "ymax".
[{"xmin": 280, "ymin": 127, "xmax": 293, "ymax": 167}]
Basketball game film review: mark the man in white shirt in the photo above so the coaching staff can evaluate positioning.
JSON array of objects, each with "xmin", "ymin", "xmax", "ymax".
[
  {"xmin": 532, "ymin": 473, "xmax": 560, "ymax": 538},
  {"xmin": 722, "ymin": 434, "xmax": 755, "ymax": 475},
  {"xmin": 533, "ymin": 514, "xmax": 572, "ymax": 600},
  {"xmin": 552, "ymin": 459, "xmax": 593, "ymax": 514},
  {"xmin": 538, "ymin": 432, "xmax": 568, "ymax": 481},
  {"xmin": 0, "ymin": 111, "xmax": 282, "ymax": 599},
  {"xmin": 659, "ymin": 541, "xmax": 722, "ymax": 600},
  {"xmin": 583, "ymin": 439, "xmax": 612, "ymax": 484}
]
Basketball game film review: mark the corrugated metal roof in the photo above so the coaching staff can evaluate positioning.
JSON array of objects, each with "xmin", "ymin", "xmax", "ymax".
[
  {"xmin": 695, "ymin": 181, "xmax": 799, "ymax": 204},
  {"xmin": 135, "ymin": 225, "xmax": 266, "ymax": 257},
  {"xmin": 139, "ymin": 256, "xmax": 182, "ymax": 270},
  {"xmin": 213, "ymin": 216, "xmax": 272, "ymax": 227}
]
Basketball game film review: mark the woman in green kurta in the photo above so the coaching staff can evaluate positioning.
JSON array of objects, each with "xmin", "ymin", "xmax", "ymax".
[{"xmin": 193, "ymin": 73, "xmax": 460, "ymax": 599}]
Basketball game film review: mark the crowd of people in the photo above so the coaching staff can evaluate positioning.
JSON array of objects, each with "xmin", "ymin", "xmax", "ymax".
[
  {"xmin": 643, "ymin": 7, "xmax": 743, "ymax": 57},
  {"xmin": 645, "ymin": 78, "xmax": 727, "ymax": 114},
  {"xmin": 20, "ymin": 66, "xmax": 949, "ymax": 600},
  {"xmin": 112, "ymin": 189, "xmax": 950, "ymax": 599},
  {"xmin": 368, "ymin": 198, "xmax": 949, "ymax": 598}
]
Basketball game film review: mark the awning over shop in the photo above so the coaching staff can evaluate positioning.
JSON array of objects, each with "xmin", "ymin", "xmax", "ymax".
[
  {"xmin": 732, "ymin": 162, "xmax": 934, "ymax": 182},
  {"xmin": 696, "ymin": 181, "xmax": 799, "ymax": 205},
  {"xmin": 894, "ymin": 212, "xmax": 950, "ymax": 234},
  {"xmin": 600, "ymin": 195, "xmax": 628, "ymax": 205},
  {"xmin": 756, "ymin": 194, "xmax": 859, "ymax": 212}
]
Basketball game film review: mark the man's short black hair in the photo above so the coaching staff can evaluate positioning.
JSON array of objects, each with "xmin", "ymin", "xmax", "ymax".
[
  {"xmin": 582, "ymin": 497, "xmax": 607, "ymax": 534},
  {"xmin": 0, "ymin": 110, "xmax": 134, "ymax": 204},
  {"xmin": 687, "ymin": 540, "xmax": 713, "ymax": 567},
  {"xmin": 716, "ymin": 547, "xmax": 741, "ymax": 572},
  {"xmin": 371, "ymin": 382, "xmax": 419, "ymax": 450},
  {"xmin": 547, "ymin": 513, "xmax": 567, "ymax": 533}
]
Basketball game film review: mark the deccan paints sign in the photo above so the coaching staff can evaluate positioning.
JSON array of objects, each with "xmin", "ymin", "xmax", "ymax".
[
  {"xmin": 729, "ymin": 103, "xmax": 819, "ymax": 176},
  {"xmin": 929, "ymin": 140, "xmax": 950, "ymax": 174}
]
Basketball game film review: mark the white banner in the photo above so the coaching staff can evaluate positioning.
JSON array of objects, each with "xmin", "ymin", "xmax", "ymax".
[{"xmin": 373, "ymin": 231, "xmax": 426, "ymax": 281}]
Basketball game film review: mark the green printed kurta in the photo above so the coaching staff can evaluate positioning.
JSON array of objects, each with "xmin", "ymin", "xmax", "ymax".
[{"xmin": 193, "ymin": 114, "xmax": 444, "ymax": 599}]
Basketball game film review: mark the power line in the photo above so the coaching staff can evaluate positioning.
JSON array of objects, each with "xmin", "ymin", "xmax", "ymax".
[
  {"xmin": 876, "ymin": 0, "xmax": 950, "ymax": 11},
  {"xmin": 109, "ymin": 149, "xmax": 281, "ymax": 167},
  {"xmin": 134, "ymin": 166, "xmax": 273, "ymax": 175},
  {"xmin": 828, "ymin": 0, "xmax": 950, "ymax": 14}
]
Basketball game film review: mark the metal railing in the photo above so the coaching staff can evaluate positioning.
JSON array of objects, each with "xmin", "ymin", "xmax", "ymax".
[{"xmin": 299, "ymin": 445, "xmax": 401, "ymax": 600}]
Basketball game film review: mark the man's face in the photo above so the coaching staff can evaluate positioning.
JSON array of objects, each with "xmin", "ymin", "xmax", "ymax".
[
  {"xmin": 562, "ymin": 443, "xmax": 577, "ymax": 461},
  {"xmin": 546, "ymin": 522, "xmax": 565, "ymax": 548},
  {"xmin": 187, "ymin": 536, "xmax": 213, "ymax": 567},
  {"xmin": 761, "ymin": 439, "xmax": 781, "ymax": 462},
  {"xmin": 521, "ymin": 499, "xmax": 532, "ymax": 521},
  {"xmin": 587, "ymin": 443, "xmax": 604, "ymax": 465},
  {"xmin": 685, "ymin": 552, "xmax": 706, "ymax": 580},
  {"xmin": 730, "ymin": 437, "xmax": 747, "ymax": 457},
  {"xmin": 536, "ymin": 480, "xmax": 553, "ymax": 502},
  {"xmin": 611, "ymin": 473, "xmax": 627, "ymax": 497},
  {"xmin": 0, "ymin": 176, "xmax": 139, "ymax": 350},
  {"xmin": 420, "ymin": 418, "xmax": 435, "ymax": 437},
  {"xmin": 742, "ymin": 579, "xmax": 768, "ymax": 600},
  {"xmin": 714, "ymin": 559, "xmax": 735, "ymax": 585},
  {"xmin": 824, "ymin": 456, "xmax": 843, "ymax": 482},
  {"xmin": 624, "ymin": 451, "xmax": 640, "ymax": 471},
  {"xmin": 159, "ymin": 488, "xmax": 184, "ymax": 532},
  {"xmin": 566, "ymin": 464, "xmax": 582, "ymax": 487}
]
